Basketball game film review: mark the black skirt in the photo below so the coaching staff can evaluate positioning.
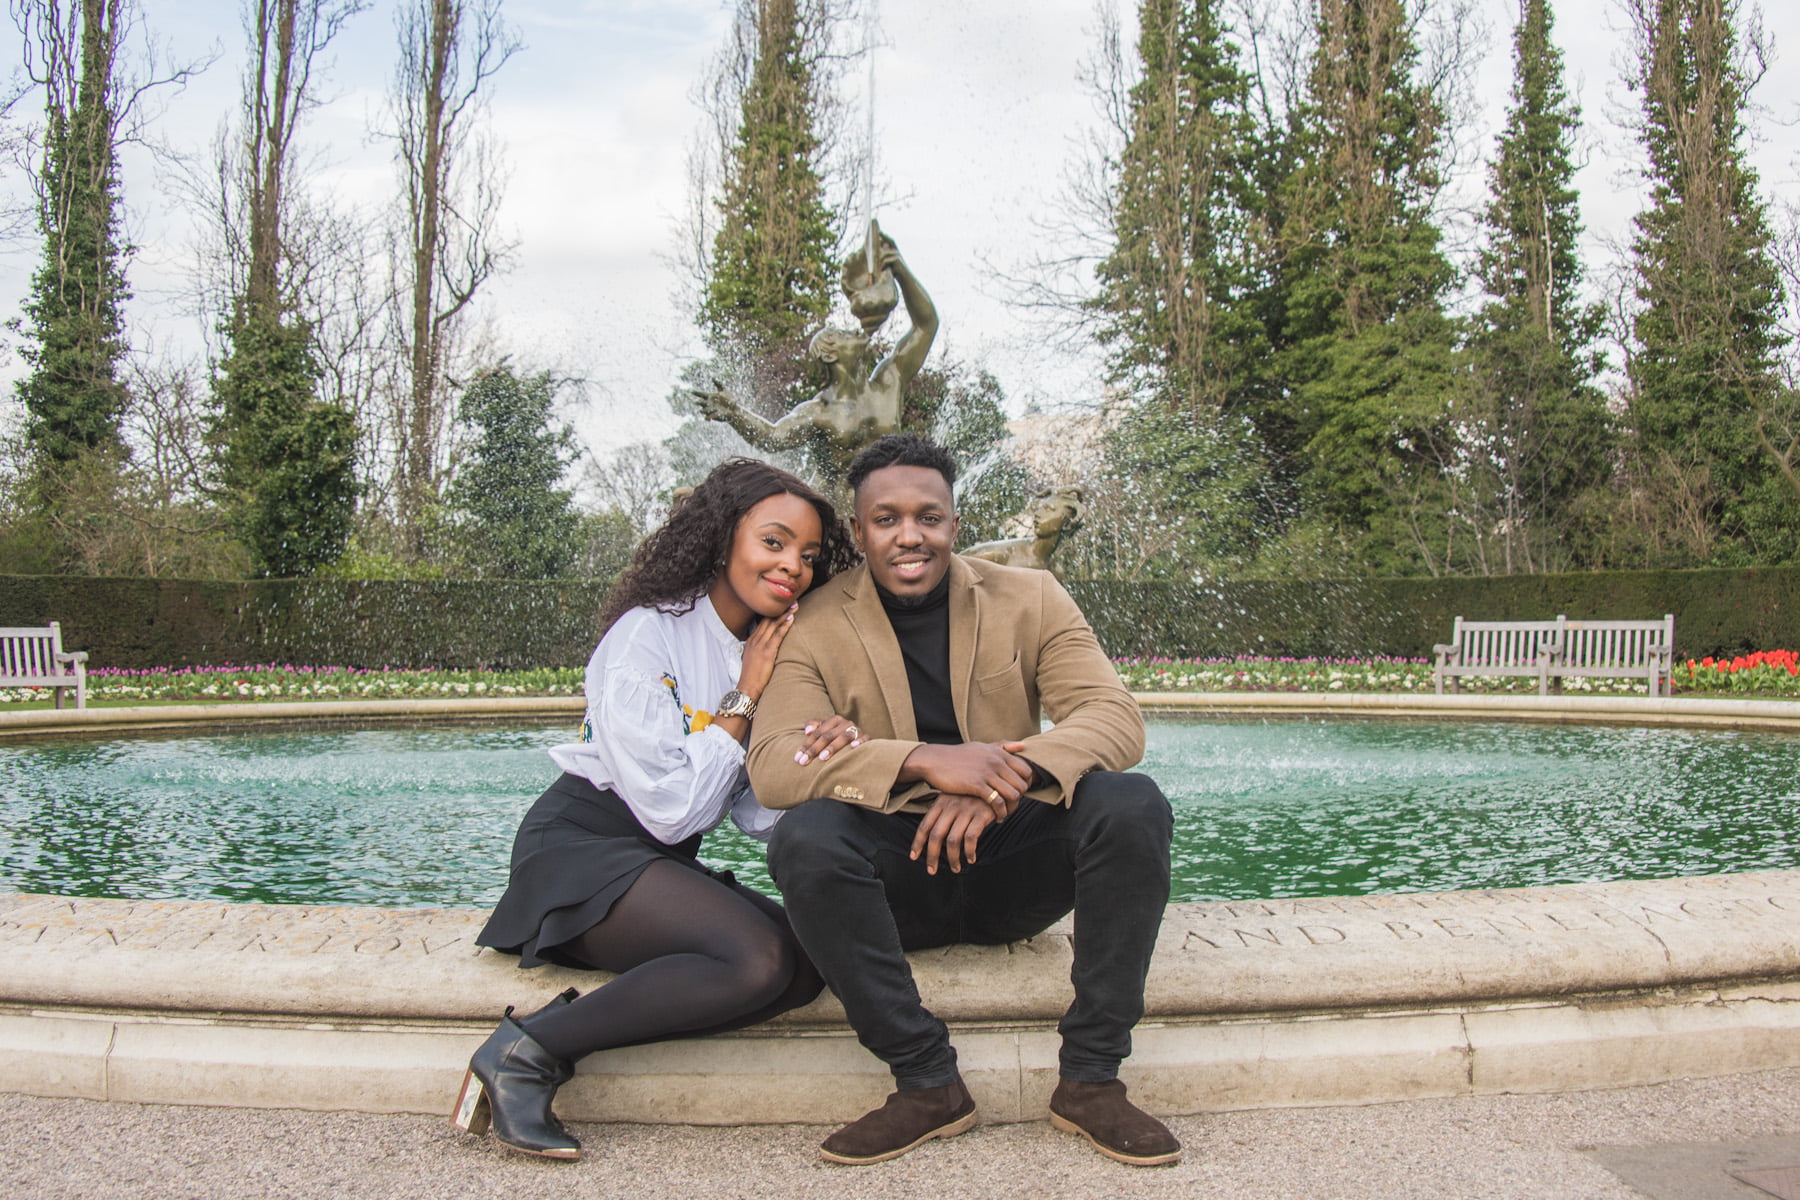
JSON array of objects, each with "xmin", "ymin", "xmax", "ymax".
[{"xmin": 476, "ymin": 772, "xmax": 735, "ymax": 968}]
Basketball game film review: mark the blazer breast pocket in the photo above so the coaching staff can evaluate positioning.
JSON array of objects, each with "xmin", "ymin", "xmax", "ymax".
[
  {"xmin": 971, "ymin": 653, "xmax": 1033, "ymax": 738},
  {"xmin": 975, "ymin": 653, "xmax": 1022, "ymax": 693}
]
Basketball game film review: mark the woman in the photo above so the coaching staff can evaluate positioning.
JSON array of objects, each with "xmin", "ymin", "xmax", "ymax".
[{"xmin": 452, "ymin": 458, "xmax": 860, "ymax": 1160}]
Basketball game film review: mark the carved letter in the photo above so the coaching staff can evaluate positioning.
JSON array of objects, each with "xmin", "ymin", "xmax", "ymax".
[{"xmin": 353, "ymin": 936, "xmax": 403, "ymax": 956}]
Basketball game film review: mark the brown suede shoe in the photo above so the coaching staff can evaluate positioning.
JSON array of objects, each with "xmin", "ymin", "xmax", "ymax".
[
  {"xmin": 1048, "ymin": 1078, "xmax": 1182, "ymax": 1166},
  {"xmin": 820, "ymin": 1077, "xmax": 978, "ymax": 1165}
]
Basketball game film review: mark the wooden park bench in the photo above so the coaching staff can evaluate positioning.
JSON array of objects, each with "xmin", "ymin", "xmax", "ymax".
[
  {"xmin": 0, "ymin": 622, "xmax": 89, "ymax": 708},
  {"xmin": 1432, "ymin": 617, "xmax": 1562, "ymax": 696},
  {"xmin": 1433, "ymin": 614, "xmax": 1676, "ymax": 698}
]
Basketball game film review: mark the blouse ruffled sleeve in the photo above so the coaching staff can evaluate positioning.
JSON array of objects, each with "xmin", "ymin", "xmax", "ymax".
[{"xmin": 589, "ymin": 662, "xmax": 750, "ymax": 844}]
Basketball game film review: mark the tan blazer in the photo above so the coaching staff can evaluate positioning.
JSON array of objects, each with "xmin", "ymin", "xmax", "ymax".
[{"xmin": 746, "ymin": 555, "xmax": 1145, "ymax": 813}]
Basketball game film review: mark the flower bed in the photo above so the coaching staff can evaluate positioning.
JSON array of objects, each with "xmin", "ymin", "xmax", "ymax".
[
  {"xmin": 0, "ymin": 663, "xmax": 585, "ymax": 706},
  {"xmin": 1119, "ymin": 654, "xmax": 1800, "ymax": 698},
  {"xmin": 4, "ymin": 653, "xmax": 1800, "ymax": 707},
  {"xmin": 1676, "ymin": 651, "xmax": 1800, "ymax": 697},
  {"xmin": 1114, "ymin": 655, "xmax": 1439, "ymax": 694}
]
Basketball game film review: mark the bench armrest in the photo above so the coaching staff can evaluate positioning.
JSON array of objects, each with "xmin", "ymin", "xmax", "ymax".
[{"xmin": 55, "ymin": 651, "xmax": 88, "ymax": 665}]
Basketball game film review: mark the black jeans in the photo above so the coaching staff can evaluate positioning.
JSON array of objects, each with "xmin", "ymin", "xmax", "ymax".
[{"xmin": 767, "ymin": 771, "xmax": 1173, "ymax": 1089}]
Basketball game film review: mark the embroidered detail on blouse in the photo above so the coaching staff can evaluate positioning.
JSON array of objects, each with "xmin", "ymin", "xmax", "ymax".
[{"xmin": 660, "ymin": 672, "xmax": 715, "ymax": 734}]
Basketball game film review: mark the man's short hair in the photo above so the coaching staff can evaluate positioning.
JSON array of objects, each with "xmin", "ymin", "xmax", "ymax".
[{"xmin": 847, "ymin": 433, "xmax": 957, "ymax": 496}]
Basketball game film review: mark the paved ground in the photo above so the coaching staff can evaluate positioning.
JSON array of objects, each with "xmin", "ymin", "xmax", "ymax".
[{"xmin": 6, "ymin": 1069, "xmax": 1800, "ymax": 1200}]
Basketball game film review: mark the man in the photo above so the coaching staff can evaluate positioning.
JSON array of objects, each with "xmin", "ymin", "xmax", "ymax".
[{"xmin": 747, "ymin": 433, "xmax": 1178, "ymax": 1167}]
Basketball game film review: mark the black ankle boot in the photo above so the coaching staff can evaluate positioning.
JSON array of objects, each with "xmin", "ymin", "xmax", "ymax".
[
  {"xmin": 521, "ymin": 987, "xmax": 579, "ymax": 1021},
  {"xmin": 450, "ymin": 1006, "xmax": 581, "ymax": 1160}
]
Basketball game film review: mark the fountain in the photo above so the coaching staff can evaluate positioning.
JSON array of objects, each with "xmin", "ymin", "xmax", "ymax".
[
  {"xmin": 7, "ymin": 690, "xmax": 1800, "ymax": 1125},
  {"xmin": 5, "ymin": 8, "xmax": 1800, "ymax": 1136}
]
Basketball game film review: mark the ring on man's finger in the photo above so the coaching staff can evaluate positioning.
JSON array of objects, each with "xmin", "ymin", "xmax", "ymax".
[{"xmin": 986, "ymin": 788, "xmax": 1000, "ymax": 804}]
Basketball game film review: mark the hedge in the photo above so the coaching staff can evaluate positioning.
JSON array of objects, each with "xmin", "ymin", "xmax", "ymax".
[
  {"xmin": 3, "ymin": 566, "xmax": 1797, "ymax": 670},
  {"xmin": 0, "ymin": 576, "xmax": 611, "ymax": 670}
]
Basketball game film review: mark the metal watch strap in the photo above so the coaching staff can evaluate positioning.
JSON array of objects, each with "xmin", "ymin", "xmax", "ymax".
[{"xmin": 716, "ymin": 689, "xmax": 758, "ymax": 719}]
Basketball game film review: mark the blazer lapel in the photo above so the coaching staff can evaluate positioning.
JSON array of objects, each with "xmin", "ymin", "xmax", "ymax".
[
  {"xmin": 947, "ymin": 556, "xmax": 978, "ymax": 741},
  {"xmin": 842, "ymin": 566, "xmax": 919, "ymax": 741}
]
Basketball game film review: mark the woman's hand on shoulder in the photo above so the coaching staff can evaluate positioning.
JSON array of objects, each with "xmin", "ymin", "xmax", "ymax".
[
  {"xmin": 738, "ymin": 602, "xmax": 799, "ymax": 699},
  {"xmin": 794, "ymin": 714, "xmax": 863, "ymax": 766}
]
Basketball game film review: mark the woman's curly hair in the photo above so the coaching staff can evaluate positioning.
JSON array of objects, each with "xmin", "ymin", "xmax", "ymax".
[{"xmin": 597, "ymin": 458, "xmax": 861, "ymax": 634}]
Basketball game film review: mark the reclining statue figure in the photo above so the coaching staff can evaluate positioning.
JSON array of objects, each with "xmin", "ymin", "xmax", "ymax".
[{"xmin": 962, "ymin": 486, "xmax": 1087, "ymax": 573}]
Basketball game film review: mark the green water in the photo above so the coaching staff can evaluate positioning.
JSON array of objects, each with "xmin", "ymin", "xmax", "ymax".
[{"xmin": 2, "ymin": 716, "xmax": 1798, "ymax": 907}]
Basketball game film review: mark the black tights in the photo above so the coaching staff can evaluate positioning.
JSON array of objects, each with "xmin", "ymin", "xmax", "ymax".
[{"xmin": 520, "ymin": 860, "xmax": 823, "ymax": 1062}]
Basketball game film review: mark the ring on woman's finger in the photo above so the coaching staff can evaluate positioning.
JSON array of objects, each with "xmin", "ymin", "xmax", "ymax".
[{"xmin": 845, "ymin": 725, "xmax": 859, "ymax": 740}]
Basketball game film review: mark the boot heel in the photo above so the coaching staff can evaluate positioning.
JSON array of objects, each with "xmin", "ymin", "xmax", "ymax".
[{"xmin": 451, "ymin": 1069, "xmax": 492, "ymax": 1136}]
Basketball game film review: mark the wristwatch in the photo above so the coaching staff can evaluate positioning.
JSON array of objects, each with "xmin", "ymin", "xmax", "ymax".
[{"xmin": 716, "ymin": 690, "xmax": 758, "ymax": 719}]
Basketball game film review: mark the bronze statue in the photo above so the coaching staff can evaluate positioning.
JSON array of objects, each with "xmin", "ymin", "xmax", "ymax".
[
  {"xmin": 692, "ymin": 222, "xmax": 937, "ymax": 492},
  {"xmin": 963, "ymin": 486, "xmax": 1087, "ymax": 573}
]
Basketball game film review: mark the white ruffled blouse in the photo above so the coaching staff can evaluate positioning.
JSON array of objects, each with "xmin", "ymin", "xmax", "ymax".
[{"xmin": 546, "ymin": 593, "xmax": 781, "ymax": 844}]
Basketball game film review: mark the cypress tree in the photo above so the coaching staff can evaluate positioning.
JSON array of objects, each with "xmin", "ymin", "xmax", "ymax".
[
  {"xmin": 1463, "ymin": 0, "xmax": 1609, "ymax": 574},
  {"xmin": 1273, "ymin": 0, "xmax": 1460, "ymax": 572},
  {"xmin": 212, "ymin": 0, "xmax": 362, "ymax": 578},
  {"xmin": 16, "ymin": 0, "xmax": 131, "ymax": 471},
  {"xmin": 214, "ymin": 307, "xmax": 357, "ymax": 578},
  {"xmin": 699, "ymin": 0, "xmax": 840, "ymax": 404},
  {"xmin": 1625, "ymin": 0, "xmax": 1790, "ymax": 565},
  {"xmin": 1089, "ymin": 0, "xmax": 1271, "ymax": 576},
  {"xmin": 446, "ymin": 364, "xmax": 580, "ymax": 579},
  {"xmin": 1092, "ymin": 0, "xmax": 1260, "ymax": 413}
]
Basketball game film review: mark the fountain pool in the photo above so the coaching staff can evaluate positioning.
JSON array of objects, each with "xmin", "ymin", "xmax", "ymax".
[{"xmin": 4, "ymin": 714, "xmax": 1799, "ymax": 907}]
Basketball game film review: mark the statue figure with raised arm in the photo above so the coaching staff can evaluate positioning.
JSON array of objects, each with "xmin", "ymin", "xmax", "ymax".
[{"xmin": 692, "ymin": 222, "xmax": 938, "ymax": 495}]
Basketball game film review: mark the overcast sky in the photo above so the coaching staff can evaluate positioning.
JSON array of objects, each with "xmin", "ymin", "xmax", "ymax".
[{"xmin": 1, "ymin": 0, "xmax": 1797, "ymax": 466}]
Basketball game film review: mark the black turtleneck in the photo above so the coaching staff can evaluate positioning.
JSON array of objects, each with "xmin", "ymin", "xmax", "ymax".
[{"xmin": 876, "ymin": 572, "xmax": 961, "ymax": 745}]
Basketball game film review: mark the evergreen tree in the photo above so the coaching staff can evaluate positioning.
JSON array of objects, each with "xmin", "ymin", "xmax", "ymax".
[
  {"xmin": 446, "ymin": 364, "xmax": 581, "ymax": 579},
  {"xmin": 1462, "ymin": 0, "xmax": 1609, "ymax": 574},
  {"xmin": 1625, "ymin": 0, "xmax": 1791, "ymax": 565},
  {"xmin": 698, "ymin": 0, "xmax": 841, "ymax": 406},
  {"xmin": 1090, "ymin": 0, "xmax": 1272, "ymax": 575},
  {"xmin": 1271, "ymin": 0, "xmax": 1460, "ymax": 572},
  {"xmin": 1091, "ymin": 0, "xmax": 1260, "ymax": 414},
  {"xmin": 212, "ymin": 0, "xmax": 364, "ymax": 578},
  {"xmin": 214, "ymin": 307, "xmax": 357, "ymax": 577},
  {"xmin": 15, "ymin": 0, "xmax": 131, "ymax": 471}
]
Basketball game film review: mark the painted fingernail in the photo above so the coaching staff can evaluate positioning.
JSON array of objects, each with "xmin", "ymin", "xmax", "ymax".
[
  {"xmin": 804, "ymin": 723, "xmax": 816, "ymax": 734},
  {"xmin": 818, "ymin": 749, "xmax": 830, "ymax": 760},
  {"xmin": 795, "ymin": 753, "xmax": 809, "ymax": 765}
]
